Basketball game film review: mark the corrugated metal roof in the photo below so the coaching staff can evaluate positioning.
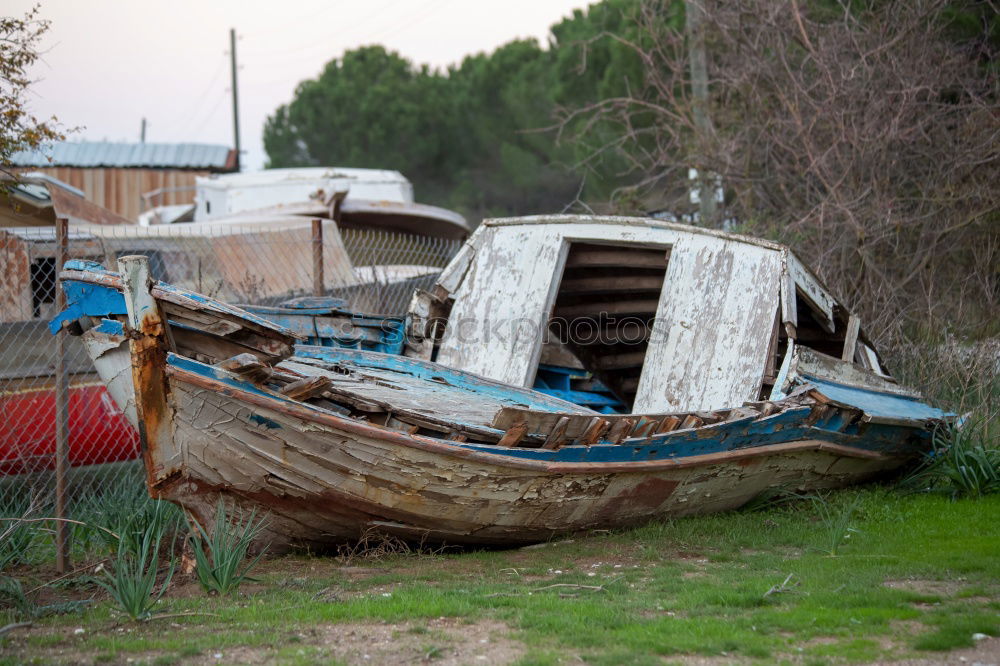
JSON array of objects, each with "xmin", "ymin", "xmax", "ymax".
[{"xmin": 11, "ymin": 141, "xmax": 234, "ymax": 170}]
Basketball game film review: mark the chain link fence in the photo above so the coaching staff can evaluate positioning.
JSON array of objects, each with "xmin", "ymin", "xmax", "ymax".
[{"xmin": 0, "ymin": 220, "xmax": 460, "ymax": 563}]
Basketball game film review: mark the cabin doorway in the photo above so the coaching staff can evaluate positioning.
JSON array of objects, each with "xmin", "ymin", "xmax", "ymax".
[{"xmin": 536, "ymin": 242, "xmax": 670, "ymax": 413}]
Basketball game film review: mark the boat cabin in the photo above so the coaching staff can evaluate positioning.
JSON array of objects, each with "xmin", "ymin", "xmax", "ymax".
[{"xmin": 406, "ymin": 215, "xmax": 893, "ymax": 414}]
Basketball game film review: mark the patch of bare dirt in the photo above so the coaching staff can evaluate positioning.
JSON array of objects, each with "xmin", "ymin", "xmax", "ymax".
[
  {"xmin": 190, "ymin": 618, "xmax": 524, "ymax": 665},
  {"xmin": 872, "ymin": 635, "xmax": 1000, "ymax": 666},
  {"xmin": 661, "ymin": 655, "xmax": 753, "ymax": 665},
  {"xmin": 883, "ymin": 578, "xmax": 964, "ymax": 598},
  {"xmin": 1, "ymin": 619, "xmax": 525, "ymax": 665},
  {"xmin": 681, "ymin": 571, "xmax": 709, "ymax": 579}
]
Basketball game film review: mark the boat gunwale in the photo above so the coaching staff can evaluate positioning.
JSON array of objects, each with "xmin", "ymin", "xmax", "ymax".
[{"xmin": 167, "ymin": 362, "xmax": 892, "ymax": 476}]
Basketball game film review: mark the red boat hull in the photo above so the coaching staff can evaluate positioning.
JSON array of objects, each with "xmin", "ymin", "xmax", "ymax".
[{"xmin": 0, "ymin": 379, "xmax": 139, "ymax": 475}]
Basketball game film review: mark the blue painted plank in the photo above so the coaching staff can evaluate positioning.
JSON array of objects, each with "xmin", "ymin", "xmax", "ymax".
[
  {"xmin": 801, "ymin": 374, "xmax": 948, "ymax": 422},
  {"xmin": 291, "ymin": 346, "xmax": 590, "ymax": 414}
]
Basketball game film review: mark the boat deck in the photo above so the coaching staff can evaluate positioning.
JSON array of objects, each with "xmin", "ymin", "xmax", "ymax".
[{"xmin": 272, "ymin": 347, "xmax": 594, "ymax": 440}]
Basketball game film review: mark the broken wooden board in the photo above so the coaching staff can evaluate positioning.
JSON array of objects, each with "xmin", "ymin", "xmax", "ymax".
[
  {"xmin": 55, "ymin": 260, "xmax": 300, "ymax": 363},
  {"xmin": 282, "ymin": 347, "xmax": 593, "ymax": 442},
  {"xmin": 794, "ymin": 347, "xmax": 918, "ymax": 398},
  {"xmin": 491, "ymin": 404, "xmax": 744, "ymax": 444}
]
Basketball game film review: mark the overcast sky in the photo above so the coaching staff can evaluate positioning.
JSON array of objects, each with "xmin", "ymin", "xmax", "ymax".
[{"xmin": 11, "ymin": 0, "xmax": 593, "ymax": 171}]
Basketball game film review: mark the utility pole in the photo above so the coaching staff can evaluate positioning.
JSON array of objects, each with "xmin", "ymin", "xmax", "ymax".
[
  {"xmin": 140, "ymin": 117, "xmax": 146, "ymax": 143},
  {"xmin": 229, "ymin": 28, "xmax": 242, "ymax": 172},
  {"xmin": 685, "ymin": 0, "xmax": 717, "ymax": 226}
]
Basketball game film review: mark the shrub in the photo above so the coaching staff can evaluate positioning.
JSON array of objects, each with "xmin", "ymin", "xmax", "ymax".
[
  {"xmin": 95, "ymin": 499, "xmax": 176, "ymax": 621},
  {"xmin": 187, "ymin": 501, "xmax": 267, "ymax": 596},
  {"xmin": 904, "ymin": 422, "xmax": 1000, "ymax": 499}
]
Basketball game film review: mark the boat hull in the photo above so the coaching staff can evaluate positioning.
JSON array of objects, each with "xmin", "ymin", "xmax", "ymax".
[{"xmin": 157, "ymin": 363, "xmax": 902, "ymax": 550}]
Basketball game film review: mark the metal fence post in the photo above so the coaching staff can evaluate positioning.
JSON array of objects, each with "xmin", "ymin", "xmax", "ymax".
[
  {"xmin": 312, "ymin": 218, "xmax": 324, "ymax": 297},
  {"xmin": 54, "ymin": 216, "xmax": 71, "ymax": 573}
]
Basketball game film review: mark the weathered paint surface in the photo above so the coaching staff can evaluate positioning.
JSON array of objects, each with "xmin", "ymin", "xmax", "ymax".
[
  {"xmin": 118, "ymin": 256, "xmax": 179, "ymax": 484},
  {"xmin": 435, "ymin": 225, "xmax": 568, "ymax": 386},
  {"xmin": 55, "ymin": 259, "xmax": 302, "ymax": 340},
  {"xmin": 153, "ymin": 356, "xmax": 906, "ymax": 549},
  {"xmin": 0, "ymin": 231, "xmax": 32, "ymax": 322},
  {"xmin": 81, "ymin": 325, "xmax": 136, "ymax": 426},
  {"xmin": 634, "ymin": 235, "xmax": 781, "ymax": 412},
  {"xmin": 241, "ymin": 302, "xmax": 406, "ymax": 355},
  {"xmin": 54, "ymin": 218, "xmax": 950, "ymax": 549}
]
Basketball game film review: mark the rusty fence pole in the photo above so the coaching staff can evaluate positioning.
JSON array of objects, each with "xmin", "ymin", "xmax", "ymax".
[
  {"xmin": 54, "ymin": 216, "xmax": 71, "ymax": 573},
  {"xmin": 312, "ymin": 218, "xmax": 324, "ymax": 297}
]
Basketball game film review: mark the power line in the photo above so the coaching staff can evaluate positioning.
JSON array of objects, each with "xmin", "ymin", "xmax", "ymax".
[
  {"xmin": 186, "ymin": 90, "xmax": 228, "ymax": 140},
  {"xmin": 155, "ymin": 58, "xmax": 227, "ymax": 138}
]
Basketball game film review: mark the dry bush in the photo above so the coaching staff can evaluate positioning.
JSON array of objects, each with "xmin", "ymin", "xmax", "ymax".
[
  {"xmin": 334, "ymin": 526, "xmax": 454, "ymax": 565},
  {"xmin": 886, "ymin": 337, "xmax": 999, "ymax": 423},
  {"xmin": 561, "ymin": 0, "xmax": 999, "ymax": 345}
]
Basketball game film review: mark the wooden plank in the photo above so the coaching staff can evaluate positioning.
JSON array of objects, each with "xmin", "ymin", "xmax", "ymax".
[
  {"xmin": 118, "ymin": 255, "xmax": 181, "ymax": 484},
  {"xmin": 497, "ymin": 422, "xmax": 528, "ymax": 448},
  {"xmin": 543, "ymin": 416, "xmax": 570, "ymax": 449},
  {"xmin": 633, "ymin": 236, "xmax": 783, "ymax": 413},
  {"xmin": 565, "ymin": 248, "xmax": 667, "ymax": 269},
  {"xmin": 606, "ymin": 418, "xmax": 635, "ymax": 443},
  {"xmin": 656, "ymin": 416, "xmax": 682, "ymax": 433},
  {"xmin": 280, "ymin": 376, "xmax": 331, "ymax": 401},
  {"xmin": 762, "ymin": 308, "xmax": 782, "ymax": 384},
  {"xmin": 576, "ymin": 417, "xmax": 609, "ymax": 445},
  {"xmin": 780, "ymin": 264, "xmax": 797, "ymax": 326},
  {"xmin": 553, "ymin": 299, "xmax": 660, "ymax": 318},
  {"xmin": 787, "ymin": 254, "xmax": 836, "ymax": 334},
  {"xmin": 862, "ymin": 344, "xmax": 886, "ymax": 375},
  {"xmin": 678, "ymin": 414, "xmax": 703, "ymax": 429},
  {"xmin": 435, "ymin": 226, "xmax": 568, "ymax": 387},
  {"xmin": 217, "ymin": 353, "xmax": 272, "ymax": 383},
  {"xmin": 841, "ymin": 315, "xmax": 860, "ymax": 363},
  {"xmin": 559, "ymin": 276, "xmax": 664, "ymax": 294},
  {"xmin": 796, "ymin": 347, "xmax": 912, "ymax": 396},
  {"xmin": 490, "ymin": 402, "xmax": 766, "ymax": 443}
]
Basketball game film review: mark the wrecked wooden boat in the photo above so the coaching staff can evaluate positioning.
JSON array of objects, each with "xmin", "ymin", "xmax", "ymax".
[{"xmin": 53, "ymin": 215, "xmax": 949, "ymax": 549}]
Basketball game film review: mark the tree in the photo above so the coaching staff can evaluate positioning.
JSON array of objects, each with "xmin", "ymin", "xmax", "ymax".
[
  {"xmin": 562, "ymin": 0, "xmax": 999, "ymax": 342},
  {"xmin": 264, "ymin": 46, "xmax": 453, "ymax": 194},
  {"xmin": 1, "ymin": 6, "xmax": 64, "ymax": 187},
  {"xmin": 262, "ymin": 2, "xmax": 647, "ymax": 220}
]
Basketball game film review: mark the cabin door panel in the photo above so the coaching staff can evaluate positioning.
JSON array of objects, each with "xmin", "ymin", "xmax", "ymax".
[
  {"xmin": 436, "ymin": 228, "xmax": 567, "ymax": 387},
  {"xmin": 634, "ymin": 237, "xmax": 782, "ymax": 413}
]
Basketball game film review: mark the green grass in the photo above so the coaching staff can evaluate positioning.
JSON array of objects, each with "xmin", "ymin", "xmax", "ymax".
[{"xmin": 2, "ymin": 488, "xmax": 998, "ymax": 664}]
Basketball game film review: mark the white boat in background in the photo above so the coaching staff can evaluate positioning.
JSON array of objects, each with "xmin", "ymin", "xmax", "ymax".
[{"xmin": 140, "ymin": 167, "xmax": 470, "ymax": 241}]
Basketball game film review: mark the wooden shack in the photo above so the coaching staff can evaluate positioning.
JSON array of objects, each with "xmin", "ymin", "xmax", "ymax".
[{"xmin": 11, "ymin": 142, "xmax": 237, "ymax": 221}]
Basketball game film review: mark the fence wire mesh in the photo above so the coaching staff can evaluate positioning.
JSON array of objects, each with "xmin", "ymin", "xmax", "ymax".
[{"xmin": 0, "ymin": 221, "xmax": 460, "ymax": 561}]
